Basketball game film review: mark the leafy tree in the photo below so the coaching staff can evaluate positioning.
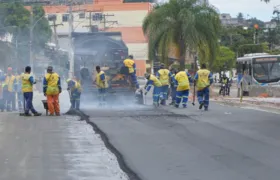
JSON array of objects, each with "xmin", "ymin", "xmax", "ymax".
[
  {"xmin": 237, "ymin": 12, "xmax": 244, "ymax": 23},
  {"xmin": 142, "ymin": 0, "xmax": 221, "ymax": 70},
  {"xmin": 0, "ymin": 2, "xmax": 52, "ymax": 65},
  {"xmin": 211, "ymin": 46, "xmax": 235, "ymax": 73}
]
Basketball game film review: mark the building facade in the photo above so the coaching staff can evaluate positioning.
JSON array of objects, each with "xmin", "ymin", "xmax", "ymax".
[{"xmin": 37, "ymin": 1, "xmax": 152, "ymax": 76}]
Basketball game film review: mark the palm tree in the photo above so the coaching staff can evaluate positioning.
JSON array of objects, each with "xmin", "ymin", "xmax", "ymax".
[{"xmin": 142, "ymin": 0, "xmax": 221, "ymax": 70}]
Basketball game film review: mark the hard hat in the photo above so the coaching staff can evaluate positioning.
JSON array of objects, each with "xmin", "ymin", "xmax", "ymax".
[
  {"xmin": 128, "ymin": 55, "xmax": 134, "ymax": 59},
  {"xmin": 66, "ymin": 79, "xmax": 72, "ymax": 83},
  {"xmin": 7, "ymin": 67, "xmax": 12, "ymax": 71},
  {"xmin": 160, "ymin": 63, "xmax": 165, "ymax": 69}
]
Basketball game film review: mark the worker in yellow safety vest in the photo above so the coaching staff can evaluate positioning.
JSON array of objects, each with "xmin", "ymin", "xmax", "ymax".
[
  {"xmin": 156, "ymin": 63, "xmax": 175, "ymax": 105},
  {"xmin": 123, "ymin": 55, "xmax": 140, "ymax": 89},
  {"xmin": 144, "ymin": 73, "xmax": 162, "ymax": 107},
  {"xmin": 95, "ymin": 66, "xmax": 108, "ymax": 106},
  {"xmin": 43, "ymin": 66, "xmax": 62, "ymax": 116},
  {"xmin": 194, "ymin": 63, "xmax": 213, "ymax": 111},
  {"xmin": 174, "ymin": 71, "xmax": 193, "ymax": 108},
  {"xmin": 67, "ymin": 78, "xmax": 82, "ymax": 110},
  {"xmin": 2, "ymin": 67, "xmax": 16, "ymax": 111},
  {"xmin": 20, "ymin": 66, "xmax": 41, "ymax": 116}
]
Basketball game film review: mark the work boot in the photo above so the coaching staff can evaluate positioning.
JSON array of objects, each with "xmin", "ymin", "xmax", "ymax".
[
  {"xmin": 33, "ymin": 112, "xmax": 42, "ymax": 116},
  {"xmin": 55, "ymin": 113, "xmax": 61, "ymax": 116},
  {"xmin": 174, "ymin": 104, "xmax": 179, "ymax": 108},
  {"xmin": 49, "ymin": 113, "xmax": 55, "ymax": 116},
  {"xmin": 20, "ymin": 113, "xmax": 32, "ymax": 116},
  {"xmin": 199, "ymin": 102, "xmax": 204, "ymax": 110},
  {"xmin": 183, "ymin": 104, "xmax": 187, "ymax": 108},
  {"xmin": 204, "ymin": 106, "xmax": 208, "ymax": 111},
  {"xmin": 169, "ymin": 101, "xmax": 175, "ymax": 106}
]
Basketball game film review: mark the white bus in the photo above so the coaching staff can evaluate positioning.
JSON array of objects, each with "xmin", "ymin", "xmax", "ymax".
[{"xmin": 236, "ymin": 53, "xmax": 280, "ymax": 86}]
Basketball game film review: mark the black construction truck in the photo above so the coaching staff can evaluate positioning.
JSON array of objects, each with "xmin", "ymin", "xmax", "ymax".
[{"xmin": 72, "ymin": 32, "xmax": 144, "ymax": 105}]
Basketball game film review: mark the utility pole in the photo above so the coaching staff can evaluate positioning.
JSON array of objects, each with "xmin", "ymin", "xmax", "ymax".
[
  {"xmin": 68, "ymin": 1, "xmax": 74, "ymax": 78},
  {"xmin": 30, "ymin": 6, "xmax": 34, "ymax": 74},
  {"xmin": 101, "ymin": 14, "xmax": 118, "ymax": 31},
  {"xmin": 50, "ymin": 20, "xmax": 63, "ymax": 73},
  {"xmin": 50, "ymin": 20, "xmax": 63, "ymax": 49}
]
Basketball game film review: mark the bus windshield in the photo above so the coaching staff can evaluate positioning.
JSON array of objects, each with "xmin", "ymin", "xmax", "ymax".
[{"xmin": 253, "ymin": 57, "xmax": 280, "ymax": 83}]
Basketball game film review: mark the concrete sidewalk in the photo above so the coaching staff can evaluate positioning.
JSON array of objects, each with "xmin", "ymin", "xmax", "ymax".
[{"xmin": 0, "ymin": 92, "xmax": 128, "ymax": 180}]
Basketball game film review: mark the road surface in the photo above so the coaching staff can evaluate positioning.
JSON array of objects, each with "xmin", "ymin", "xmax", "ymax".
[
  {"xmin": 83, "ymin": 102, "xmax": 280, "ymax": 180},
  {"xmin": 0, "ymin": 92, "xmax": 128, "ymax": 180}
]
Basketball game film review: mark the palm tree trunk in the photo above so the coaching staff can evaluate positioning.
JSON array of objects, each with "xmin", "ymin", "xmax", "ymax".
[{"xmin": 179, "ymin": 40, "xmax": 186, "ymax": 71}]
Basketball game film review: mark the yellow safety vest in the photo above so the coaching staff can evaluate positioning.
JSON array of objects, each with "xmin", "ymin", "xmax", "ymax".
[
  {"xmin": 21, "ymin": 73, "xmax": 33, "ymax": 93},
  {"xmin": 196, "ymin": 69, "xmax": 210, "ymax": 90},
  {"xmin": 175, "ymin": 71, "xmax": 190, "ymax": 91},
  {"xmin": 123, "ymin": 58, "xmax": 135, "ymax": 73},
  {"xmin": 158, "ymin": 69, "xmax": 170, "ymax": 86},
  {"xmin": 96, "ymin": 71, "xmax": 108, "ymax": 89},
  {"xmin": 4, "ymin": 75, "xmax": 15, "ymax": 92},
  {"xmin": 75, "ymin": 81, "xmax": 82, "ymax": 92},
  {"xmin": 149, "ymin": 74, "xmax": 162, "ymax": 87},
  {"xmin": 45, "ymin": 72, "xmax": 60, "ymax": 95}
]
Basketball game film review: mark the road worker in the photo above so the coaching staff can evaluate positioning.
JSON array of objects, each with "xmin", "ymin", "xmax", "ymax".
[
  {"xmin": 95, "ymin": 66, "xmax": 108, "ymax": 106},
  {"xmin": 174, "ymin": 70, "xmax": 193, "ymax": 108},
  {"xmin": 20, "ymin": 66, "xmax": 41, "ymax": 116},
  {"xmin": 43, "ymin": 66, "xmax": 61, "ymax": 116},
  {"xmin": 67, "ymin": 78, "xmax": 82, "ymax": 110},
  {"xmin": 156, "ymin": 64, "xmax": 175, "ymax": 105},
  {"xmin": 144, "ymin": 73, "xmax": 162, "ymax": 107},
  {"xmin": 1, "ymin": 67, "xmax": 16, "ymax": 111},
  {"xmin": 123, "ymin": 55, "xmax": 140, "ymax": 89},
  {"xmin": 194, "ymin": 63, "xmax": 213, "ymax": 111}
]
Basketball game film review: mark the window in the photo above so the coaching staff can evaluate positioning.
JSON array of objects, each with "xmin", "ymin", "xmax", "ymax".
[
  {"xmin": 92, "ymin": 13, "xmax": 103, "ymax": 21},
  {"xmin": 79, "ymin": 12, "xmax": 85, "ymax": 19},
  {"xmin": 62, "ymin": 14, "xmax": 69, "ymax": 22},
  {"xmin": 48, "ymin": 14, "xmax": 57, "ymax": 21}
]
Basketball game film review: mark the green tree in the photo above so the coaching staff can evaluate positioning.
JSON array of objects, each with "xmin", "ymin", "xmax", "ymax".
[
  {"xmin": 0, "ymin": 2, "xmax": 52, "ymax": 65},
  {"xmin": 142, "ymin": 0, "xmax": 221, "ymax": 70},
  {"xmin": 237, "ymin": 12, "xmax": 244, "ymax": 23},
  {"xmin": 212, "ymin": 46, "xmax": 235, "ymax": 73}
]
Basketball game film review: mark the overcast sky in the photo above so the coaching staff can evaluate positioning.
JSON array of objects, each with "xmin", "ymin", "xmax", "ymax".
[{"xmin": 210, "ymin": 0, "xmax": 279, "ymax": 21}]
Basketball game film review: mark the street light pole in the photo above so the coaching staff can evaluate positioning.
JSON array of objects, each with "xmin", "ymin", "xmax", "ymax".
[
  {"xmin": 29, "ymin": 6, "xmax": 34, "ymax": 74},
  {"xmin": 68, "ymin": 1, "xmax": 74, "ymax": 78}
]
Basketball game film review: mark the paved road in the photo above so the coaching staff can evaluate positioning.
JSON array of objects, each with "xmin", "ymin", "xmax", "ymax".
[
  {"xmin": 84, "ymin": 102, "xmax": 280, "ymax": 180},
  {"xmin": 0, "ymin": 92, "xmax": 128, "ymax": 180}
]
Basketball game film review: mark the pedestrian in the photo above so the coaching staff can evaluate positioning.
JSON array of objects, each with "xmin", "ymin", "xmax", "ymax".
[
  {"xmin": 20, "ymin": 66, "xmax": 41, "ymax": 116},
  {"xmin": 156, "ymin": 64, "xmax": 175, "ymax": 105},
  {"xmin": 43, "ymin": 66, "xmax": 61, "ymax": 116},
  {"xmin": 1, "ymin": 67, "xmax": 16, "ymax": 111},
  {"xmin": 169, "ymin": 69, "xmax": 178, "ymax": 105},
  {"xmin": 194, "ymin": 63, "xmax": 213, "ymax": 111},
  {"xmin": 67, "ymin": 78, "xmax": 82, "ymax": 110},
  {"xmin": 174, "ymin": 70, "xmax": 193, "ymax": 108},
  {"xmin": 95, "ymin": 66, "xmax": 108, "ymax": 106},
  {"xmin": 123, "ymin": 55, "xmax": 140, "ymax": 89},
  {"xmin": 144, "ymin": 73, "xmax": 162, "ymax": 107}
]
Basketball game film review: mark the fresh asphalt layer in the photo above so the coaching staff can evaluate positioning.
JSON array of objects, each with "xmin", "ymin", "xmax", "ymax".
[{"xmin": 83, "ymin": 102, "xmax": 280, "ymax": 180}]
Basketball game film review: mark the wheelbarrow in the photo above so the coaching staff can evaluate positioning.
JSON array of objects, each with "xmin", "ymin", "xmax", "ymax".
[{"xmin": 41, "ymin": 100, "xmax": 49, "ymax": 116}]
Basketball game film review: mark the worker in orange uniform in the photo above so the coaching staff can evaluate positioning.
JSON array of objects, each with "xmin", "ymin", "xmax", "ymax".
[
  {"xmin": 123, "ymin": 55, "xmax": 140, "ymax": 89},
  {"xmin": 43, "ymin": 66, "xmax": 62, "ymax": 116}
]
